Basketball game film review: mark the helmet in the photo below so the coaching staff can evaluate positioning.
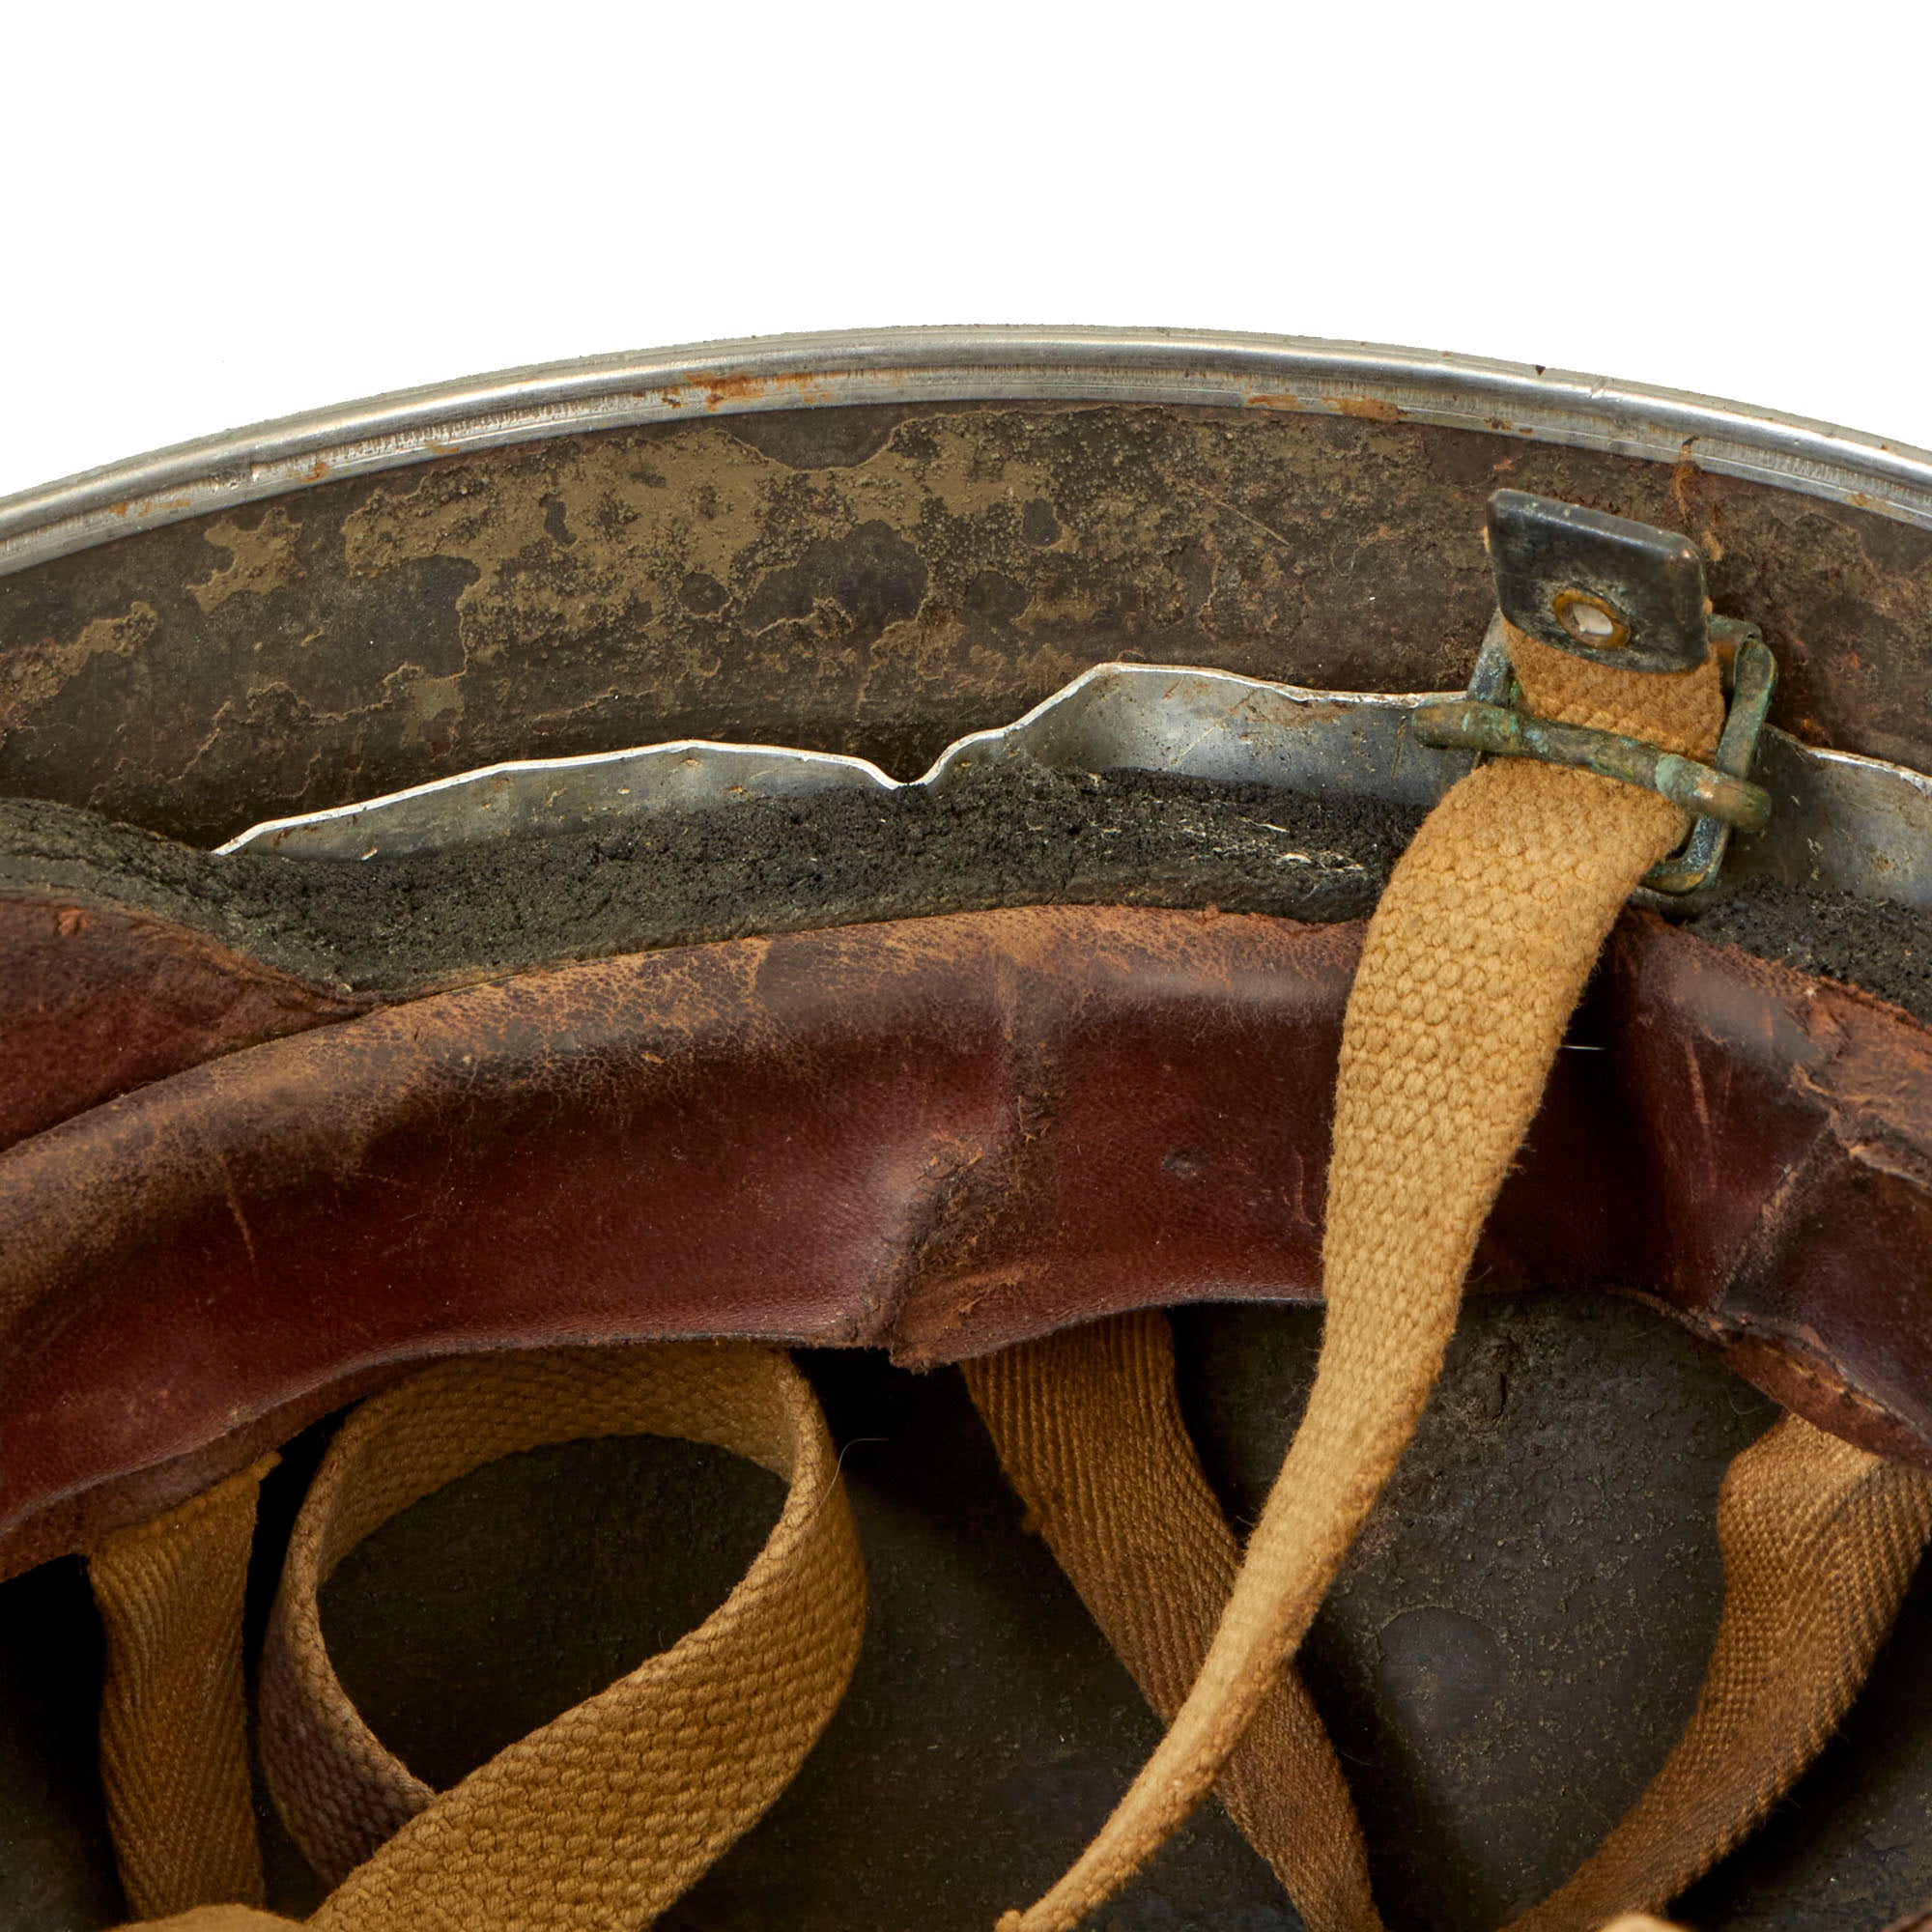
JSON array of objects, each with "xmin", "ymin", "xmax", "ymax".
[{"xmin": 3, "ymin": 329, "xmax": 1929, "ymax": 1932}]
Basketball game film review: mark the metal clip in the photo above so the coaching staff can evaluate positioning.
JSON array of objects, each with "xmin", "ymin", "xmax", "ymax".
[
  {"xmin": 1413, "ymin": 492, "xmax": 1777, "ymax": 895},
  {"xmin": 1485, "ymin": 490, "xmax": 1712, "ymax": 673}
]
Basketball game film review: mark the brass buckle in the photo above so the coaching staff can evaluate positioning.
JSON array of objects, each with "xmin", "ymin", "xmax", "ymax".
[{"xmin": 1413, "ymin": 615, "xmax": 1776, "ymax": 895}]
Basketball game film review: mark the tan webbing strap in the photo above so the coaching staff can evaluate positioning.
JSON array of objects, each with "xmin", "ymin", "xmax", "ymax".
[
  {"xmin": 962, "ymin": 1311, "xmax": 1385, "ymax": 1932},
  {"xmin": 1001, "ymin": 626, "xmax": 1727, "ymax": 1930},
  {"xmin": 107, "ymin": 1343, "xmax": 863, "ymax": 1932},
  {"xmin": 89, "ymin": 1454, "xmax": 278, "ymax": 1918},
  {"xmin": 967, "ymin": 1333, "xmax": 1932, "ymax": 1932},
  {"xmin": 248, "ymin": 1343, "xmax": 866, "ymax": 1931},
  {"xmin": 1510, "ymin": 1411, "xmax": 1932, "ymax": 1932}
]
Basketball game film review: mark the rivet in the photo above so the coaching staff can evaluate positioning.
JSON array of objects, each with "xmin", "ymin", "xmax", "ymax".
[{"xmin": 1551, "ymin": 587, "xmax": 1630, "ymax": 651}]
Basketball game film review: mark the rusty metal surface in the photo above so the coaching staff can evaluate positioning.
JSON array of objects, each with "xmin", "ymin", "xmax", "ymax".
[
  {"xmin": 5, "ymin": 404, "xmax": 1932, "ymax": 849},
  {"xmin": 8, "ymin": 329, "xmax": 1932, "ymax": 578}
]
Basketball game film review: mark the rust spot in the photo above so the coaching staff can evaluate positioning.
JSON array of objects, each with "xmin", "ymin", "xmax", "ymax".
[
  {"xmin": 1246, "ymin": 393, "xmax": 1307, "ymax": 412},
  {"xmin": 1333, "ymin": 397, "xmax": 1403, "ymax": 423},
  {"xmin": 1671, "ymin": 458, "xmax": 1698, "ymax": 524},
  {"xmin": 693, "ymin": 369, "xmax": 834, "ymax": 413},
  {"xmin": 699, "ymin": 373, "xmax": 770, "ymax": 410}
]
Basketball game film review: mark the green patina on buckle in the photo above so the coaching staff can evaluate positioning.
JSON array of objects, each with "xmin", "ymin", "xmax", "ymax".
[{"xmin": 1413, "ymin": 616, "xmax": 1777, "ymax": 895}]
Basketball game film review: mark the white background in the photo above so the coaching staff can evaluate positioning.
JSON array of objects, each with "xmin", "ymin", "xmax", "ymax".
[{"xmin": 3, "ymin": 1, "xmax": 1927, "ymax": 500}]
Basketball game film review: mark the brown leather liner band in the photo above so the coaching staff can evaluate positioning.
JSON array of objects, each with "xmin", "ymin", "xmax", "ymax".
[
  {"xmin": 0, "ymin": 895, "xmax": 367, "ymax": 1152},
  {"xmin": 3, "ymin": 903, "xmax": 1930, "ymax": 1582}
]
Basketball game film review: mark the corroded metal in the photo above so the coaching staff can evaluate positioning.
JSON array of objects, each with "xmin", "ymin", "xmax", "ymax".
[
  {"xmin": 6, "ymin": 337, "xmax": 1932, "ymax": 1932},
  {"xmin": 1417, "ymin": 616, "xmax": 1778, "ymax": 895},
  {"xmin": 1646, "ymin": 628, "xmax": 1779, "ymax": 894},
  {"xmin": 5, "ymin": 398, "xmax": 1932, "ymax": 851},
  {"xmin": 1487, "ymin": 490, "xmax": 1716, "ymax": 672},
  {"xmin": 7, "ymin": 329, "xmax": 1932, "ymax": 579},
  {"xmin": 1413, "ymin": 698, "xmax": 1771, "ymax": 827},
  {"xmin": 1426, "ymin": 491, "xmax": 1780, "ymax": 895}
]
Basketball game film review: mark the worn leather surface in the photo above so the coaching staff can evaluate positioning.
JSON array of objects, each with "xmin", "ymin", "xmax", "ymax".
[
  {"xmin": 0, "ymin": 895, "xmax": 364, "ymax": 1151},
  {"xmin": 3, "ymin": 903, "xmax": 1932, "ymax": 1582}
]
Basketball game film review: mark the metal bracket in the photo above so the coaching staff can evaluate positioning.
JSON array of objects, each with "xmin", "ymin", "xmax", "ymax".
[
  {"xmin": 1411, "ymin": 492, "xmax": 1780, "ymax": 895},
  {"xmin": 1415, "ymin": 613, "xmax": 1776, "ymax": 895},
  {"xmin": 1645, "ymin": 621, "xmax": 1777, "ymax": 893},
  {"xmin": 1487, "ymin": 490, "xmax": 1713, "ymax": 672}
]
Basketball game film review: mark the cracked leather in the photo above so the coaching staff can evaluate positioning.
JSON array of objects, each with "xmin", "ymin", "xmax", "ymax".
[{"xmin": 3, "ymin": 901, "xmax": 1931, "ymax": 1584}]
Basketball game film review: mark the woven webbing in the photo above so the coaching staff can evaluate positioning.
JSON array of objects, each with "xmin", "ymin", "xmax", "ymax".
[
  {"xmin": 268, "ymin": 1344, "xmax": 863, "ymax": 1930},
  {"xmin": 89, "ymin": 1454, "xmax": 277, "ymax": 1918},
  {"xmin": 107, "ymin": 1342, "xmax": 864, "ymax": 1932},
  {"xmin": 80, "ymin": 615, "xmax": 1932, "ymax": 1932},
  {"xmin": 999, "ymin": 626, "xmax": 1728, "ymax": 1930},
  {"xmin": 971, "ymin": 1306, "xmax": 1932, "ymax": 1930},
  {"xmin": 962, "ymin": 1310, "xmax": 1384, "ymax": 1932},
  {"xmin": 1510, "ymin": 1411, "xmax": 1932, "ymax": 1931}
]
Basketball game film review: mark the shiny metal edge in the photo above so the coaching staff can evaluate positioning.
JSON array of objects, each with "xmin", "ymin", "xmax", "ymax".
[
  {"xmin": 7, "ymin": 327, "xmax": 1932, "ymax": 581},
  {"xmin": 219, "ymin": 739, "xmax": 897, "ymax": 856},
  {"xmin": 224, "ymin": 661, "xmax": 1464, "ymax": 859},
  {"xmin": 222, "ymin": 656, "xmax": 1932, "ymax": 915}
]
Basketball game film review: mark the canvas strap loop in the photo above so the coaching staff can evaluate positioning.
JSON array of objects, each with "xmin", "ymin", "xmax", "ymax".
[
  {"xmin": 1507, "ymin": 1411, "xmax": 1932, "ymax": 1932},
  {"xmin": 101, "ymin": 1343, "xmax": 865, "ymax": 1932},
  {"xmin": 969, "ymin": 1316, "xmax": 1932, "ymax": 1932},
  {"xmin": 78, "ymin": 619, "xmax": 1932, "ymax": 1932}
]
